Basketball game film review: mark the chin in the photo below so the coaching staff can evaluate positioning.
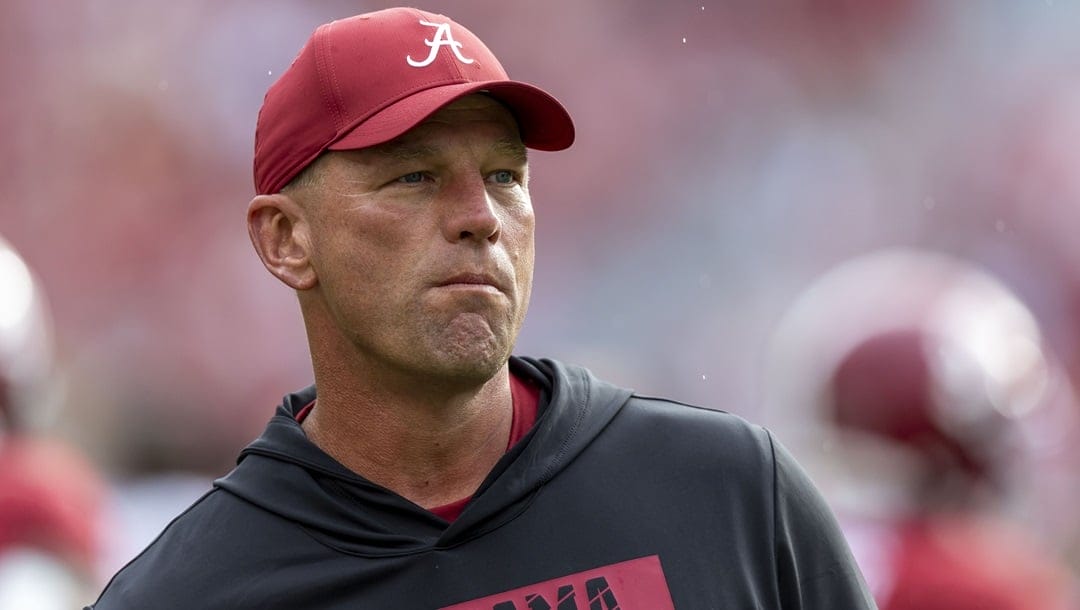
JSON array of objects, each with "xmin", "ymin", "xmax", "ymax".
[
  {"xmin": 430, "ymin": 339, "xmax": 512, "ymax": 387},
  {"xmin": 430, "ymin": 340, "xmax": 509, "ymax": 384},
  {"xmin": 403, "ymin": 311, "xmax": 517, "ymax": 386}
]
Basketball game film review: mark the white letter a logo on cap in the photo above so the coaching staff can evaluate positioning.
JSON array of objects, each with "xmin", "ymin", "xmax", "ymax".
[{"xmin": 407, "ymin": 20, "xmax": 475, "ymax": 67}]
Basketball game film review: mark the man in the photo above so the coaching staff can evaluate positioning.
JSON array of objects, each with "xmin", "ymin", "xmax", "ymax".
[{"xmin": 89, "ymin": 7, "xmax": 874, "ymax": 609}]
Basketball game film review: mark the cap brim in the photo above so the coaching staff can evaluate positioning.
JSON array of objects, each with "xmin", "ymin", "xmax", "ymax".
[{"xmin": 328, "ymin": 80, "xmax": 574, "ymax": 152}]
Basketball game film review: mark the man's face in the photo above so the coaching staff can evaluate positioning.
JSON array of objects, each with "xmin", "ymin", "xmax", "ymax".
[{"xmin": 298, "ymin": 95, "xmax": 534, "ymax": 386}]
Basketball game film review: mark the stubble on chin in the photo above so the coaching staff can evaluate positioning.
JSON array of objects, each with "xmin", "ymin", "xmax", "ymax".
[{"xmin": 422, "ymin": 312, "xmax": 514, "ymax": 383}]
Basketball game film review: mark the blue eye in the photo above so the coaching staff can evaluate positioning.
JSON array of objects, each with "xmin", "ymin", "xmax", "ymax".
[
  {"xmin": 491, "ymin": 170, "xmax": 515, "ymax": 184},
  {"xmin": 398, "ymin": 172, "xmax": 425, "ymax": 184}
]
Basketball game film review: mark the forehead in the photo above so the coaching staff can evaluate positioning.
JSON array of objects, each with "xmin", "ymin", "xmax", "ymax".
[
  {"xmin": 422, "ymin": 94, "xmax": 521, "ymax": 127},
  {"xmin": 332, "ymin": 95, "xmax": 527, "ymax": 167},
  {"xmin": 295, "ymin": 97, "xmax": 530, "ymax": 188},
  {"xmin": 387, "ymin": 95, "xmax": 522, "ymax": 148}
]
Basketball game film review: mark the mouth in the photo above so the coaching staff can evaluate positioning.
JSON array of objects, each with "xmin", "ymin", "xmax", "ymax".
[{"xmin": 436, "ymin": 273, "xmax": 506, "ymax": 294}]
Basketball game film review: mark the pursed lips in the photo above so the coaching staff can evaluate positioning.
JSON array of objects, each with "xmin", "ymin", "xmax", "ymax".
[{"xmin": 435, "ymin": 272, "xmax": 507, "ymax": 295}]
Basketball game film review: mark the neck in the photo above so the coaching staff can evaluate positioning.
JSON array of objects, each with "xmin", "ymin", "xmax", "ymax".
[{"xmin": 302, "ymin": 356, "xmax": 514, "ymax": 510}]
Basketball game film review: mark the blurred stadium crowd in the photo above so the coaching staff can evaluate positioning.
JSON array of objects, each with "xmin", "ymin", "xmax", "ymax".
[{"xmin": 2, "ymin": 0, "xmax": 1080, "ymax": 607}]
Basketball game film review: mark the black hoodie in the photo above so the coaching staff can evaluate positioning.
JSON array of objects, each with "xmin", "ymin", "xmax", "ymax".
[{"xmin": 88, "ymin": 357, "xmax": 875, "ymax": 609}]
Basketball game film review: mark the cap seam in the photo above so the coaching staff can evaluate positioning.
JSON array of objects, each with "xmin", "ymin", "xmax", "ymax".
[
  {"xmin": 441, "ymin": 27, "xmax": 468, "ymax": 81},
  {"xmin": 315, "ymin": 24, "xmax": 346, "ymax": 131}
]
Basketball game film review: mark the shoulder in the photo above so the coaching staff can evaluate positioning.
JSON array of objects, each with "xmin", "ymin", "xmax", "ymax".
[
  {"xmin": 606, "ymin": 393, "xmax": 843, "ymax": 525},
  {"xmin": 578, "ymin": 391, "xmax": 787, "ymax": 505},
  {"xmin": 609, "ymin": 398, "xmax": 873, "ymax": 606},
  {"xmin": 617, "ymin": 393, "xmax": 776, "ymax": 462}
]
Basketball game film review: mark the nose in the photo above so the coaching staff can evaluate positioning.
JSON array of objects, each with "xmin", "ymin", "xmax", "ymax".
[{"xmin": 439, "ymin": 176, "xmax": 500, "ymax": 245}]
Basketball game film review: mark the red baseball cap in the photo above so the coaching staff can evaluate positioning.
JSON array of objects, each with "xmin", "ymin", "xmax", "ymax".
[{"xmin": 253, "ymin": 7, "xmax": 575, "ymax": 195}]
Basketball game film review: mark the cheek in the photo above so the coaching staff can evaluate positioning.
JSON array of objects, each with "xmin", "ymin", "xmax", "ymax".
[
  {"xmin": 506, "ymin": 208, "xmax": 536, "ymax": 300},
  {"xmin": 310, "ymin": 212, "xmax": 407, "ymax": 292},
  {"xmin": 504, "ymin": 206, "xmax": 535, "ymax": 262}
]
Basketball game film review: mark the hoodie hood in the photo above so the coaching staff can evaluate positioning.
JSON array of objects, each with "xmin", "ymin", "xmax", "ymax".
[{"xmin": 213, "ymin": 357, "xmax": 632, "ymax": 556}]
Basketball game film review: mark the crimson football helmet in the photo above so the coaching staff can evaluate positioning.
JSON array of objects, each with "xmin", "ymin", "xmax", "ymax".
[{"xmin": 763, "ymin": 248, "xmax": 1066, "ymax": 513}]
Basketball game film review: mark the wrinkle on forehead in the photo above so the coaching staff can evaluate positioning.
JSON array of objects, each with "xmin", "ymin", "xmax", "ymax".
[
  {"xmin": 412, "ymin": 94, "xmax": 523, "ymax": 142},
  {"xmin": 358, "ymin": 137, "xmax": 527, "ymax": 165}
]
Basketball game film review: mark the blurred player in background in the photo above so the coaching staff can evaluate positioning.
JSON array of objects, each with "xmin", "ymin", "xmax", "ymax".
[
  {"xmin": 764, "ymin": 247, "xmax": 1080, "ymax": 610},
  {"xmin": 0, "ymin": 234, "xmax": 105, "ymax": 609}
]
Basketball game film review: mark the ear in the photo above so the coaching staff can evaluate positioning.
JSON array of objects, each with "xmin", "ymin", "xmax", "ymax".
[{"xmin": 247, "ymin": 194, "xmax": 318, "ymax": 291}]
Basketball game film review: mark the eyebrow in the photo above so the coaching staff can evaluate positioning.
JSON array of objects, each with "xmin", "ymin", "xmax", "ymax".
[
  {"xmin": 490, "ymin": 138, "xmax": 528, "ymax": 163},
  {"xmin": 364, "ymin": 137, "xmax": 528, "ymax": 164},
  {"xmin": 368, "ymin": 142, "xmax": 439, "ymax": 162}
]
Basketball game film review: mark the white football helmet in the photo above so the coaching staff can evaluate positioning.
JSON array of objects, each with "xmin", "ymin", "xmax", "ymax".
[{"xmin": 0, "ymin": 235, "xmax": 56, "ymax": 433}]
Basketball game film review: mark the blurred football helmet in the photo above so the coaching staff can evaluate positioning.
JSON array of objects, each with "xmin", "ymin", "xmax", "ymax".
[
  {"xmin": 0, "ymin": 236, "xmax": 105, "ymax": 606},
  {"xmin": 0, "ymin": 234, "xmax": 55, "ymax": 433},
  {"xmin": 763, "ymin": 248, "xmax": 1061, "ymax": 512}
]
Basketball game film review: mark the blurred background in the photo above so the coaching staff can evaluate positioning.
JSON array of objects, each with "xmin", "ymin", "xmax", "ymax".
[{"xmin": 2, "ymin": 0, "xmax": 1080, "ymax": 607}]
